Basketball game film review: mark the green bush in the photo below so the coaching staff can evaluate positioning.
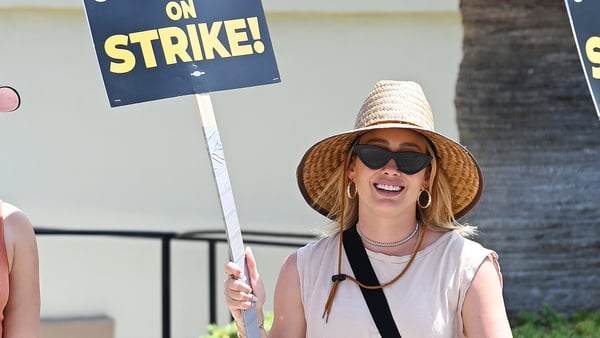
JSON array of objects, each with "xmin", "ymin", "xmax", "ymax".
[
  {"xmin": 202, "ymin": 306, "xmax": 600, "ymax": 337},
  {"xmin": 512, "ymin": 304, "xmax": 600, "ymax": 338},
  {"xmin": 201, "ymin": 312, "xmax": 274, "ymax": 338}
]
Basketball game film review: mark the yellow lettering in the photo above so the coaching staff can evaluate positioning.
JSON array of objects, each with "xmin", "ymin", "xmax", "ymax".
[
  {"xmin": 586, "ymin": 36, "xmax": 600, "ymax": 79},
  {"xmin": 224, "ymin": 19, "xmax": 253, "ymax": 57},
  {"xmin": 186, "ymin": 24, "xmax": 204, "ymax": 61},
  {"xmin": 246, "ymin": 17, "xmax": 264, "ymax": 53},
  {"xmin": 593, "ymin": 66, "xmax": 600, "ymax": 80},
  {"xmin": 165, "ymin": 2, "xmax": 182, "ymax": 20},
  {"xmin": 129, "ymin": 30, "xmax": 160, "ymax": 68},
  {"xmin": 158, "ymin": 27, "xmax": 193, "ymax": 65},
  {"xmin": 102, "ymin": 15, "xmax": 262, "ymax": 72},
  {"xmin": 180, "ymin": 0, "xmax": 197, "ymax": 19},
  {"xmin": 198, "ymin": 22, "xmax": 231, "ymax": 59},
  {"xmin": 165, "ymin": 0, "xmax": 197, "ymax": 21},
  {"xmin": 104, "ymin": 35, "xmax": 136, "ymax": 74}
]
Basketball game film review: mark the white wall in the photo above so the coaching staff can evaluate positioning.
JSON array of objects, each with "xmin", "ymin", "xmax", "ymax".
[{"xmin": 0, "ymin": 2, "xmax": 462, "ymax": 337}]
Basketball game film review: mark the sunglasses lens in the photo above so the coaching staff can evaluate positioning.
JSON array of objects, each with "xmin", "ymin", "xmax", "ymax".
[
  {"xmin": 354, "ymin": 145, "xmax": 391, "ymax": 169},
  {"xmin": 394, "ymin": 153, "xmax": 432, "ymax": 174},
  {"xmin": 354, "ymin": 145, "xmax": 431, "ymax": 174}
]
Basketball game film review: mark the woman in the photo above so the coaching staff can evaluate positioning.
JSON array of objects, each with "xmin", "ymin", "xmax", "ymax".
[
  {"xmin": 224, "ymin": 81, "xmax": 512, "ymax": 337},
  {"xmin": 0, "ymin": 86, "xmax": 41, "ymax": 337}
]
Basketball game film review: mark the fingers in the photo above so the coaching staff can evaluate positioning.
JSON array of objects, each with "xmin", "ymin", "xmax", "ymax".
[
  {"xmin": 224, "ymin": 275, "xmax": 255, "ymax": 310},
  {"xmin": 245, "ymin": 247, "xmax": 260, "ymax": 290},
  {"xmin": 224, "ymin": 261, "xmax": 243, "ymax": 280},
  {"xmin": 244, "ymin": 247, "xmax": 266, "ymax": 308},
  {"xmin": 224, "ymin": 252, "xmax": 254, "ymax": 311},
  {"xmin": 223, "ymin": 246, "xmax": 266, "ymax": 312}
]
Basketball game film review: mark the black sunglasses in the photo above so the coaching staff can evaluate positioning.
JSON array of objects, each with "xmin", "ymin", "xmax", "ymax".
[{"xmin": 353, "ymin": 144, "xmax": 432, "ymax": 174}]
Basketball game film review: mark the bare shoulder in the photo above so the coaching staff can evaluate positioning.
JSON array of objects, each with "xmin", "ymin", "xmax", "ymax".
[
  {"xmin": 282, "ymin": 251, "xmax": 298, "ymax": 268},
  {"xmin": 270, "ymin": 251, "xmax": 305, "ymax": 337},
  {"xmin": 1, "ymin": 201, "xmax": 37, "ymax": 268},
  {"xmin": 2, "ymin": 201, "xmax": 36, "ymax": 239},
  {"xmin": 1, "ymin": 202, "xmax": 40, "ymax": 336},
  {"xmin": 273, "ymin": 251, "xmax": 301, "ymax": 304},
  {"xmin": 462, "ymin": 256, "xmax": 512, "ymax": 337},
  {"xmin": 278, "ymin": 251, "xmax": 299, "ymax": 282}
]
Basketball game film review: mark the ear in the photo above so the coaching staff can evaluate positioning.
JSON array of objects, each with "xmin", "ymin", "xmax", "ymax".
[
  {"xmin": 421, "ymin": 167, "xmax": 431, "ymax": 190},
  {"xmin": 347, "ymin": 158, "xmax": 357, "ymax": 181}
]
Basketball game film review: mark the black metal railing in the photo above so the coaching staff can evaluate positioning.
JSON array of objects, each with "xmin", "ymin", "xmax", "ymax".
[{"xmin": 34, "ymin": 227, "xmax": 314, "ymax": 338}]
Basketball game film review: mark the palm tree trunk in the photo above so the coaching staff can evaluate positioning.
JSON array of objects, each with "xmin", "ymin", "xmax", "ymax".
[{"xmin": 456, "ymin": 0, "xmax": 600, "ymax": 318}]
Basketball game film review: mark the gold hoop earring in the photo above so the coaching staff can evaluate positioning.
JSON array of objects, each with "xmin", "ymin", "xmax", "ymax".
[
  {"xmin": 346, "ymin": 181, "xmax": 357, "ymax": 199},
  {"xmin": 417, "ymin": 189, "xmax": 431, "ymax": 209}
]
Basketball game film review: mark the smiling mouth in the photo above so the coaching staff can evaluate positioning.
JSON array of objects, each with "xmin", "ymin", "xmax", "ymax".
[{"xmin": 375, "ymin": 183, "xmax": 403, "ymax": 192}]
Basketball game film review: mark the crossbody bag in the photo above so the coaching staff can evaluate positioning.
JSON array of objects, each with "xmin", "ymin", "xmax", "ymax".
[{"xmin": 343, "ymin": 226, "xmax": 402, "ymax": 337}]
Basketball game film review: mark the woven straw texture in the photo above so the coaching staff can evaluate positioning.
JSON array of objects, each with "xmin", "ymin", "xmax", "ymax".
[{"xmin": 297, "ymin": 80, "xmax": 482, "ymax": 220}]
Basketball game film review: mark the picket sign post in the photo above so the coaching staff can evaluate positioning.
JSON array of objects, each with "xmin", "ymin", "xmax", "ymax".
[{"xmin": 195, "ymin": 93, "xmax": 261, "ymax": 338}]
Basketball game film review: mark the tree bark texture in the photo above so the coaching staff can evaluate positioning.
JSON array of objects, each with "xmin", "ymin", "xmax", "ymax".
[{"xmin": 456, "ymin": 0, "xmax": 600, "ymax": 317}]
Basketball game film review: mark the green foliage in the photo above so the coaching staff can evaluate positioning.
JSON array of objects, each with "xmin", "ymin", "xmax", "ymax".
[
  {"xmin": 512, "ymin": 304, "xmax": 600, "ymax": 338},
  {"xmin": 202, "ymin": 306, "xmax": 600, "ymax": 337},
  {"xmin": 201, "ymin": 312, "xmax": 274, "ymax": 338},
  {"xmin": 202, "ymin": 321, "xmax": 238, "ymax": 338}
]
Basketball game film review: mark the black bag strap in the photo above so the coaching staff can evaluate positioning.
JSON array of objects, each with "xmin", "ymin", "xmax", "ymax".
[{"xmin": 343, "ymin": 226, "xmax": 402, "ymax": 338}]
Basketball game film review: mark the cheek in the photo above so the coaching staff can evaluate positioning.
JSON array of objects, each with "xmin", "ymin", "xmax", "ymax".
[
  {"xmin": 416, "ymin": 172, "xmax": 429, "ymax": 189},
  {"xmin": 423, "ymin": 168, "xmax": 432, "ymax": 186}
]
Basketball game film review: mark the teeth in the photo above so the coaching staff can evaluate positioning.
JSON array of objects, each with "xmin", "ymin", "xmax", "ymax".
[{"xmin": 375, "ymin": 184, "xmax": 401, "ymax": 192}]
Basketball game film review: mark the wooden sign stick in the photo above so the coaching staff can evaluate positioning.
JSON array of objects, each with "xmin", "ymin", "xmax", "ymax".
[{"xmin": 195, "ymin": 93, "xmax": 261, "ymax": 338}]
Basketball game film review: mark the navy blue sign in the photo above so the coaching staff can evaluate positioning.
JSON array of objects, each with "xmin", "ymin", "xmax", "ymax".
[
  {"xmin": 83, "ymin": 0, "xmax": 280, "ymax": 107},
  {"xmin": 565, "ymin": 0, "xmax": 600, "ymax": 118}
]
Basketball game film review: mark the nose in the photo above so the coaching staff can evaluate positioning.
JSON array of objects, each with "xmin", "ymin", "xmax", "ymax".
[{"xmin": 381, "ymin": 158, "xmax": 401, "ymax": 175}]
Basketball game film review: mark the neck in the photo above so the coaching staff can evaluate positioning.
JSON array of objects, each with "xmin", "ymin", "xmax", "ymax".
[
  {"xmin": 356, "ymin": 222, "xmax": 425, "ymax": 256},
  {"xmin": 357, "ymin": 208, "xmax": 418, "ymax": 234},
  {"xmin": 354, "ymin": 209, "xmax": 422, "ymax": 253}
]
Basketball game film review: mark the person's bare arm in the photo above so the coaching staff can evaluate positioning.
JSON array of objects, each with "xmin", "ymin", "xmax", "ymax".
[
  {"xmin": 267, "ymin": 252, "xmax": 305, "ymax": 338},
  {"xmin": 224, "ymin": 247, "xmax": 267, "ymax": 338},
  {"xmin": 462, "ymin": 257, "xmax": 512, "ymax": 338},
  {"xmin": 224, "ymin": 249, "xmax": 305, "ymax": 338},
  {"xmin": 2, "ymin": 203, "xmax": 40, "ymax": 338}
]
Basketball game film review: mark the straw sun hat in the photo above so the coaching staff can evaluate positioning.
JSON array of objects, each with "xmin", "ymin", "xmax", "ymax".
[{"xmin": 296, "ymin": 80, "xmax": 483, "ymax": 220}]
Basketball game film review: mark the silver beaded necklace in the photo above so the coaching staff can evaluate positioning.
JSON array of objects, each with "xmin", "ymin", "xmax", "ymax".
[{"xmin": 356, "ymin": 222, "xmax": 420, "ymax": 248}]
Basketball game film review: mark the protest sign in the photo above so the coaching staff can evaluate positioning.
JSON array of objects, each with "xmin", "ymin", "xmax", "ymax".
[
  {"xmin": 83, "ymin": 0, "xmax": 280, "ymax": 107},
  {"xmin": 565, "ymin": 0, "xmax": 600, "ymax": 118}
]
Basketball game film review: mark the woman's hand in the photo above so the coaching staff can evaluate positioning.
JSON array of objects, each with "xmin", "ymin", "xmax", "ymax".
[{"xmin": 224, "ymin": 247, "xmax": 266, "ymax": 326}]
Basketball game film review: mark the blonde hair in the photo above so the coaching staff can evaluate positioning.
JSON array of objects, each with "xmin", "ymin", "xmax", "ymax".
[
  {"xmin": 421, "ymin": 140, "xmax": 477, "ymax": 237},
  {"xmin": 314, "ymin": 132, "xmax": 477, "ymax": 238}
]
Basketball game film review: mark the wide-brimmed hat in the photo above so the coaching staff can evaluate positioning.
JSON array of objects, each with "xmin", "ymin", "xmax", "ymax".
[{"xmin": 296, "ymin": 80, "xmax": 483, "ymax": 220}]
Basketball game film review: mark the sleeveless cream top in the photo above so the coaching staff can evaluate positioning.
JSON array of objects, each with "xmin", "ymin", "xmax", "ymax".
[{"xmin": 296, "ymin": 231, "xmax": 501, "ymax": 338}]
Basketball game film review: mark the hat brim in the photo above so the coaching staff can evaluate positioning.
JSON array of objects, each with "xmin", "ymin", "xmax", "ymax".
[{"xmin": 296, "ymin": 123, "xmax": 483, "ymax": 220}]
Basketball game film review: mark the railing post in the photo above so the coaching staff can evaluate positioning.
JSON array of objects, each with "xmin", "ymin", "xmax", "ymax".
[
  {"xmin": 162, "ymin": 236, "xmax": 171, "ymax": 338},
  {"xmin": 209, "ymin": 240, "xmax": 217, "ymax": 324}
]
